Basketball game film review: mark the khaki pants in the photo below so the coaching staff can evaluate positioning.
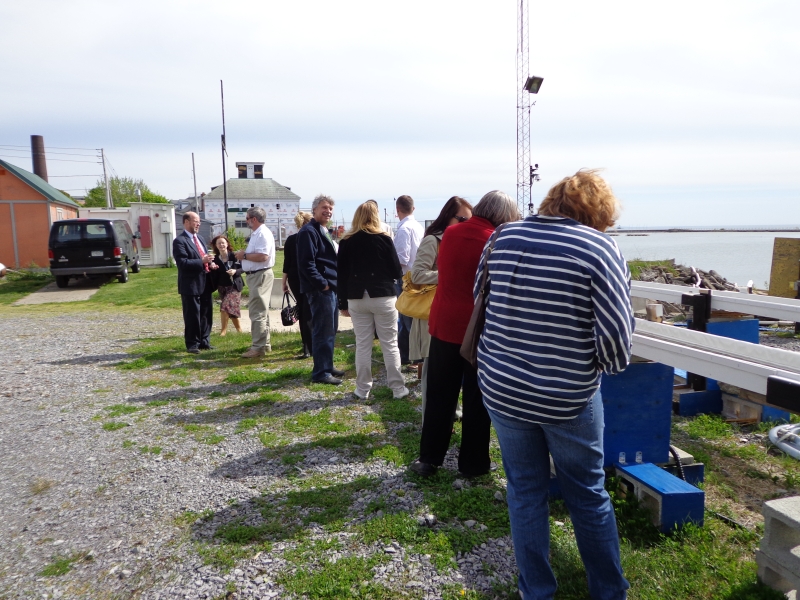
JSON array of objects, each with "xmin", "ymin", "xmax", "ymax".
[
  {"xmin": 348, "ymin": 292, "xmax": 405, "ymax": 397},
  {"xmin": 246, "ymin": 268, "xmax": 274, "ymax": 350}
]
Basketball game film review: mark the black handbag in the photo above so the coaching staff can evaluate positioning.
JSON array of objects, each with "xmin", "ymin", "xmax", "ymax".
[
  {"xmin": 280, "ymin": 292, "xmax": 299, "ymax": 326},
  {"xmin": 460, "ymin": 223, "xmax": 507, "ymax": 369}
]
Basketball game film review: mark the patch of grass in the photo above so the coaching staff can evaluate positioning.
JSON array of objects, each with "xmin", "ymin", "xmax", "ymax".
[
  {"xmin": 88, "ymin": 267, "xmax": 182, "ymax": 309},
  {"xmin": 283, "ymin": 408, "xmax": 350, "ymax": 436},
  {"xmin": 122, "ymin": 439, "xmax": 135, "ymax": 448},
  {"xmin": 235, "ymin": 418, "xmax": 261, "ymax": 433},
  {"xmin": 225, "ymin": 366, "xmax": 312, "ymax": 386},
  {"xmin": 359, "ymin": 512, "xmax": 456, "ymax": 571},
  {"xmin": 197, "ymin": 541, "xmax": 270, "ymax": 571},
  {"xmin": 686, "ymin": 414, "xmax": 734, "ymax": 441},
  {"xmin": 39, "ymin": 552, "xmax": 89, "ymax": 577},
  {"xmin": 183, "ymin": 423, "xmax": 225, "ymax": 445},
  {"xmin": 276, "ymin": 555, "xmax": 392, "ymax": 599},
  {"xmin": 208, "ymin": 390, "xmax": 228, "ymax": 398},
  {"xmin": 377, "ymin": 398, "xmax": 420, "ymax": 424},
  {"xmin": 282, "ymin": 453, "xmax": 305, "ymax": 466},
  {"xmin": 102, "ymin": 421, "xmax": 129, "ymax": 431},
  {"xmin": 104, "ymin": 404, "xmax": 141, "ymax": 418},
  {"xmin": 0, "ymin": 269, "xmax": 53, "ymax": 305},
  {"xmin": 118, "ymin": 357, "xmax": 150, "ymax": 370},
  {"xmin": 237, "ymin": 391, "xmax": 287, "ymax": 408},
  {"xmin": 371, "ymin": 445, "xmax": 405, "ymax": 466},
  {"xmin": 627, "ymin": 259, "xmax": 678, "ymax": 280},
  {"xmin": 30, "ymin": 478, "xmax": 55, "ymax": 495},
  {"xmin": 140, "ymin": 445, "xmax": 162, "ymax": 455}
]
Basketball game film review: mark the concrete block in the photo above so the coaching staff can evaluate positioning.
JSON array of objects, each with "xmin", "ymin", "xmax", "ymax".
[
  {"xmin": 756, "ymin": 549, "xmax": 800, "ymax": 597},
  {"xmin": 615, "ymin": 462, "xmax": 704, "ymax": 532},
  {"xmin": 721, "ymin": 393, "xmax": 763, "ymax": 421}
]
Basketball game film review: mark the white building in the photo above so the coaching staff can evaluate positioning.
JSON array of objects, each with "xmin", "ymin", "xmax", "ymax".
[{"xmin": 203, "ymin": 162, "xmax": 301, "ymax": 245}]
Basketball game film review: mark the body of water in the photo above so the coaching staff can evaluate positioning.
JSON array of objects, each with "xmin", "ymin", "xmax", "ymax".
[{"xmin": 612, "ymin": 231, "xmax": 800, "ymax": 288}]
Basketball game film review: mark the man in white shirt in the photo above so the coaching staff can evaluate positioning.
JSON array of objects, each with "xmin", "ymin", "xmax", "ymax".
[
  {"xmin": 234, "ymin": 206, "xmax": 276, "ymax": 358},
  {"xmin": 393, "ymin": 194, "xmax": 424, "ymax": 365}
]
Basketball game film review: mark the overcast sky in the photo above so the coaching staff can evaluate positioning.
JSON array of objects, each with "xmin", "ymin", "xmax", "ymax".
[{"xmin": 1, "ymin": 0, "xmax": 798, "ymax": 227}]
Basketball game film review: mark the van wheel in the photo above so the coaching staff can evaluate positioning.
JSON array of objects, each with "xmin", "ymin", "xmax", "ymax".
[
  {"xmin": 131, "ymin": 260, "xmax": 140, "ymax": 274},
  {"xmin": 55, "ymin": 276, "xmax": 69, "ymax": 288},
  {"xmin": 117, "ymin": 268, "xmax": 129, "ymax": 283}
]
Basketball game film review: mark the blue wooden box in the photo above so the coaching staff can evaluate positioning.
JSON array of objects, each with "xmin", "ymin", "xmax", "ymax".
[{"xmin": 601, "ymin": 361, "xmax": 675, "ymax": 468}]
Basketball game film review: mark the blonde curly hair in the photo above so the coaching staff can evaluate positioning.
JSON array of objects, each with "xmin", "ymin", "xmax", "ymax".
[{"xmin": 538, "ymin": 169, "xmax": 620, "ymax": 232}]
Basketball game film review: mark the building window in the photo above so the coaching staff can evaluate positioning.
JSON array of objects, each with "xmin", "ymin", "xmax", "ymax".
[
  {"xmin": 254, "ymin": 164, "xmax": 263, "ymax": 179},
  {"xmin": 56, "ymin": 208, "xmax": 64, "ymax": 221},
  {"xmin": 235, "ymin": 220, "xmax": 248, "ymax": 228},
  {"xmin": 237, "ymin": 164, "xmax": 247, "ymax": 178}
]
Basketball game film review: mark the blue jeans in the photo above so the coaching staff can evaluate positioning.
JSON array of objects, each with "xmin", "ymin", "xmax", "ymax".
[
  {"xmin": 488, "ymin": 390, "xmax": 628, "ymax": 600},
  {"xmin": 395, "ymin": 280, "xmax": 412, "ymax": 363},
  {"xmin": 307, "ymin": 288, "xmax": 337, "ymax": 381}
]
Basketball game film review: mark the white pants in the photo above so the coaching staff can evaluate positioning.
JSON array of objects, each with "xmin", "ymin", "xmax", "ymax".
[{"xmin": 348, "ymin": 292, "xmax": 405, "ymax": 397}]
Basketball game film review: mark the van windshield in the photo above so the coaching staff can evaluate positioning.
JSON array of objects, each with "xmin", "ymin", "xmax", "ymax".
[{"xmin": 53, "ymin": 223, "xmax": 113, "ymax": 245}]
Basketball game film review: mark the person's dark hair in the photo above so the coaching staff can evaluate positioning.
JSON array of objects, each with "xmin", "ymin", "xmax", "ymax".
[
  {"xmin": 425, "ymin": 196, "xmax": 473, "ymax": 236},
  {"xmin": 472, "ymin": 191, "xmax": 519, "ymax": 227},
  {"xmin": 396, "ymin": 195, "xmax": 414, "ymax": 214},
  {"xmin": 210, "ymin": 235, "xmax": 232, "ymax": 256}
]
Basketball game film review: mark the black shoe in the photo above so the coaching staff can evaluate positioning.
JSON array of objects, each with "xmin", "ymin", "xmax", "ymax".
[
  {"xmin": 331, "ymin": 368, "xmax": 345, "ymax": 377},
  {"xmin": 200, "ymin": 345, "xmax": 216, "ymax": 350},
  {"xmin": 295, "ymin": 352, "xmax": 311, "ymax": 359},
  {"xmin": 312, "ymin": 375, "xmax": 342, "ymax": 385},
  {"xmin": 187, "ymin": 347, "xmax": 200, "ymax": 354},
  {"xmin": 408, "ymin": 460, "xmax": 437, "ymax": 478},
  {"xmin": 457, "ymin": 470, "xmax": 489, "ymax": 479}
]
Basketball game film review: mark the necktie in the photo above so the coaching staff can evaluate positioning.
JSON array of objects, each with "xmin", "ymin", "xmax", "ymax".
[
  {"xmin": 321, "ymin": 224, "xmax": 333, "ymax": 245},
  {"xmin": 193, "ymin": 235, "xmax": 209, "ymax": 272}
]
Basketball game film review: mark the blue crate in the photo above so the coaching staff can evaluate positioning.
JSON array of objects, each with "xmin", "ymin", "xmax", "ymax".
[
  {"xmin": 601, "ymin": 362, "xmax": 674, "ymax": 467},
  {"xmin": 615, "ymin": 462, "xmax": 705, "ymax": 532}
]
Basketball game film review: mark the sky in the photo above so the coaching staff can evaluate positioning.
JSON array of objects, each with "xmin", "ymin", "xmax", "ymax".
[{"xmin": 1, "ymin": 0, "xmax": 798, "ymax": 227}]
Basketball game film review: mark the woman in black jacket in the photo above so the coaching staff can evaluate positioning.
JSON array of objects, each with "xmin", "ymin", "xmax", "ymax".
[
  {"xmin": 210, "ymin": 235, "xmax": 243, "ymax": 335},
  {"xmin": 282, "ymin": 212, "xmax": 313, "ymax": 358},
  {"xmin": 338, "ymin": 202, "xmax": 406, "ymax": 400}
]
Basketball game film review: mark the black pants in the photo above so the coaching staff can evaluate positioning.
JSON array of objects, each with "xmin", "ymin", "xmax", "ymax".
[
  {"xmin": 181, "ymin": 290, "xmax": 213, "ymax": 350},
  {"xmin": 297, "ymin": 292, "xmax": 313, "ymax": 355},
  {"xmin": 419, "ymin": 335, "xmax": 491, "ymax": 476}
]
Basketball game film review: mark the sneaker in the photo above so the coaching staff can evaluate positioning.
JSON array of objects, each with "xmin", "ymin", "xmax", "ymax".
[
  {"xmin": 241, "ymin": 348, "xmax": 265, "ymax": 359},
  {"xmin": 408, "ymin": 460, "xmax": 437, "ymax": 478},
  {"xmin": 393, "ymin": 387, "xmax": 410, "ymax": 399}
]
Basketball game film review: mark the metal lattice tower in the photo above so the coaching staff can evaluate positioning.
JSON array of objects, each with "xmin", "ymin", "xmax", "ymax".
[{"xmin": 516, "ymin": 0, "xmax": 530, "ymax": 216}]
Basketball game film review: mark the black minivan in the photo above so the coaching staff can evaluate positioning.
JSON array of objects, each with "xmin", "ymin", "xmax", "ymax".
[{"xmin": 49, "ymin": 219, "xmax": 141, "ymax": 288}]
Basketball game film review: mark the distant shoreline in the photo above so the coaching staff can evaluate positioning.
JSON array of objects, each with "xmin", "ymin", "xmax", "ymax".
[{"xmin": 611, "ymin": 227, "xmax": 800, "ymax": 234}]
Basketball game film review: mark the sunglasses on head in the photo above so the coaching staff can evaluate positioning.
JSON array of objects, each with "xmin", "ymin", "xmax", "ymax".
[{"xmin": 455, "ymin": 216, "xmax": 468, "ymax": 222}]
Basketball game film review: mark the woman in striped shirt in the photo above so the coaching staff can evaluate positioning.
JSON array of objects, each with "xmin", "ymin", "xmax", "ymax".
[{"xmin": 479, "ymin": 170, "xmax": 634, "ymax": 600}]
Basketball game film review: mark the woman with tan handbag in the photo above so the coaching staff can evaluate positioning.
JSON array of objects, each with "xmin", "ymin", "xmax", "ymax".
[{"xmin": 408, "ymin": 196, "xmax": 473, "ymax": 423}]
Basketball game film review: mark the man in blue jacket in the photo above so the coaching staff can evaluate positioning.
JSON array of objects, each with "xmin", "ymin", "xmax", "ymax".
[
  {"xmin": 173, "ymin": 212, "xmax": 218, "ymax": 354},
  {"xmin": 296, "ymin": 195, "xmax": 346, "ymax": 385}
]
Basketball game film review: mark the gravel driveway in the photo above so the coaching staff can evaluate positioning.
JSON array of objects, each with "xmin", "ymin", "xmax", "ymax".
[{"xmin": 0, "ymin": 313, "xmax": 517, "ymax": 599}]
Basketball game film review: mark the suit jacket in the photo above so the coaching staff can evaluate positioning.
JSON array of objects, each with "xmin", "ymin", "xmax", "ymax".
[
  {"xmin": 282, "ymin": 233, "xmax": 302, "ymax": 296},
  {"xmin": 337, "ymin": 231, "xmax": 401, "ymax": 310},
  {"xmin": 296, "ymin": 219, "xmax": 338, "ymax": 293},
  {"xmin": 173, "ymin": 231, "xmax": 211, "ymax": 296}
]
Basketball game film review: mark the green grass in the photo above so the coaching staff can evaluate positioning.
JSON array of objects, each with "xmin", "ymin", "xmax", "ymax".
[
  {"xmin": 88, "ymin": 267, "xmax": 182, "ymax": 309},
  {"xmin": 39, "ymin": 553, "xmax": 89, "ymax": 577},
  {"xmin": 102, "ymin": 421, "xmax": 129, "ymax": 431},
  {"xmin": 627, "ymin": 259, "xmax": 678, "ymax": 280},
  {"xmin": 0, "ymin": 269, "xmax": 53, "ymax": 306},
  {"xmin": 104, "ymin": 404, "xmax": 141, "ymax": 418}
]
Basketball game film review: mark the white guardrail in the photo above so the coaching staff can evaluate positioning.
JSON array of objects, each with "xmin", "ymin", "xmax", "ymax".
[
  {"xmin": 630, "ymin": 281, "xmax": 800, "ymax": 323},
  {"xmin": 632, "ymin": 319, "xmax": 800, "ymax": 395}
]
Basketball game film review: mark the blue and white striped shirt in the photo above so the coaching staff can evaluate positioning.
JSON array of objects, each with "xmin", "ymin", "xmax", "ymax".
[{"xmin": 476, "ymin": 215, "xmax": 634, "ymax": 424}]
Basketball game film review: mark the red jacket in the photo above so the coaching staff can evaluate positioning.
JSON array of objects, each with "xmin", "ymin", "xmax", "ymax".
[{"xmin": 428, "ymin": 216, "xmax": 496, "ymax": 344}]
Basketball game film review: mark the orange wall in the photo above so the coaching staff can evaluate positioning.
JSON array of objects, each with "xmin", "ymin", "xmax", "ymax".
[
  {"xmin": 14, "ymin": 203, "xmax": 50, "ymax": 268},
  {"xmin": 0, "ymin": 204, "xmax": 14, "ymax": 267},
  {"xmin": 0, "ymin": 169, "xmax": 46, "ymax": 200},
  {"xmin": 50, "ymin": 204, "xmax": 78, "ymax": 222}
]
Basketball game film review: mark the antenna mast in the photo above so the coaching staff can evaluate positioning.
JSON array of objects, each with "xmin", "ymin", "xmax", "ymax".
[
  {"xmin": 221, "ymin": 80, "xmax": 229, "ymax": 232},
  {"xmin": 516, "ymin": 0, "xmax": 531, "ymax": 217}
]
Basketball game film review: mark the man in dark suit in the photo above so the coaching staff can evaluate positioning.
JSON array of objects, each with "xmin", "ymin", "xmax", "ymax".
[
  {"xmin": 296, "ymin": 194, "xmax": 345, "ymax": 385},
  {"xmin": 173, "ymin": 212, "xmax": 218, "ymax": 354}
]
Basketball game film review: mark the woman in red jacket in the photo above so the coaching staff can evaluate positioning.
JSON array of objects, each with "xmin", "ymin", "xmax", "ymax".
[{"xmin": 409, "ymin": 191, "xmax": 519, "ymax": 478}]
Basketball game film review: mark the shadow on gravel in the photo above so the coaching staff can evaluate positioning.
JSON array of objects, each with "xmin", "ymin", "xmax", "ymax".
[{"xmin": 45, "ymin": 352, "xmax": 130, "ymax": 365}]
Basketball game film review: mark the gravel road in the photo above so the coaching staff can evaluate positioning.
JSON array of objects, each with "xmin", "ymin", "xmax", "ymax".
[{"xmin": 0, "ymin": 313, "xmax": 517, "ymax": 599}]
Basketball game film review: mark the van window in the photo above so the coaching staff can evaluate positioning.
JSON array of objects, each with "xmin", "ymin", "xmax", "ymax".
[{"xmin": 53, "ymin": 223, "xmax": 113, "ymax": 244}]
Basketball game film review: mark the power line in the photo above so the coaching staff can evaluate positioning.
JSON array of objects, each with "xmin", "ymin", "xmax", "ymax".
[
  {"xmin": 48, "ymin": 174, "xmax": 103, "ymax": 178},
  {"xmin": 0, "ymin": 143, "xmax": 99, "ymax": 151}
]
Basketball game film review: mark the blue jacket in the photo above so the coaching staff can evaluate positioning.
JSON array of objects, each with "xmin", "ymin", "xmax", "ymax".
[
  {"xmin": 296, "ymin": 218, "xmax": 338, "ymax": 293},
  {"xmin": 173, "ymin": 231, "xmax": 211, "ymax": 296}
]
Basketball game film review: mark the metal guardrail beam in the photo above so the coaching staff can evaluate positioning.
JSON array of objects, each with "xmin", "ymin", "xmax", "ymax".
[
  {"xmin": 631, "ymin": 281, "xmax": 800, "ymax": 322},
  {"xmin": 632, "ymin": 319, "xmax": 800, "ymax": 395}
]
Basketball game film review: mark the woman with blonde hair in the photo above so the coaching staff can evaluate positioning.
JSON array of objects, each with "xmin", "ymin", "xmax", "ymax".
[
  {"xmin": 477, "ymin": 170, "xmax": 633, "ymax": 599},
  {"xmin": 282, "ymin": 211, "xmax": 314, "ymax": 358},
  {"xmin": 338, "ymin": 201, "xmax": 406, "ymax": 400}
]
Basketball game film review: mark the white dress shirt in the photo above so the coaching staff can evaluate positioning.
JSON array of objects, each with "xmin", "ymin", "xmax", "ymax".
[
  {"xmin": 393, "ymin": 215, "xmax": 424, "ymax": 274},
  {"xmin": 242, "ymin": 224, "xmax": 276, "ymax": 272}
]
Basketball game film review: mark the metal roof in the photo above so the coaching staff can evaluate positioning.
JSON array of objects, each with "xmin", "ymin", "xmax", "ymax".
[
  {"xmin": 204, "ymin": 178, "xmax": 301, "ymax": 202},
  {"xmin": 0, "ymin": 158, "xmax": 81, "ymax": 208}
]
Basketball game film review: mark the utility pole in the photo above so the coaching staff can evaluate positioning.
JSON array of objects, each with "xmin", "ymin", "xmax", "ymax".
[
  {"xmin": 516, "ymin": 0, "xmax": 530, "ymax": 217},
  {"xmin": 220, "ymin": 80, "xmax": 229, "ymax": 232},
  {"xmin": 101, "ymin": 148, "xmax": 113, "ymax": 208},
  {"xmin": 192, "ymin": 152, "xmax": 199, "ymax": 212}
]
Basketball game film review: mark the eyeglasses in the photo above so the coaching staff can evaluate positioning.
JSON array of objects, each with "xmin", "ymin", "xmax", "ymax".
[{"xmin": 455, "ymin": 216, "xmax": 469, "ymax": 223}]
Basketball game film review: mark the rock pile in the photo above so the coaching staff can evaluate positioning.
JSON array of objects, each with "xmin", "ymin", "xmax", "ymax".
[{"xmin": 635, "ymin": 261, "xmax": 740, "ymax": 291}]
